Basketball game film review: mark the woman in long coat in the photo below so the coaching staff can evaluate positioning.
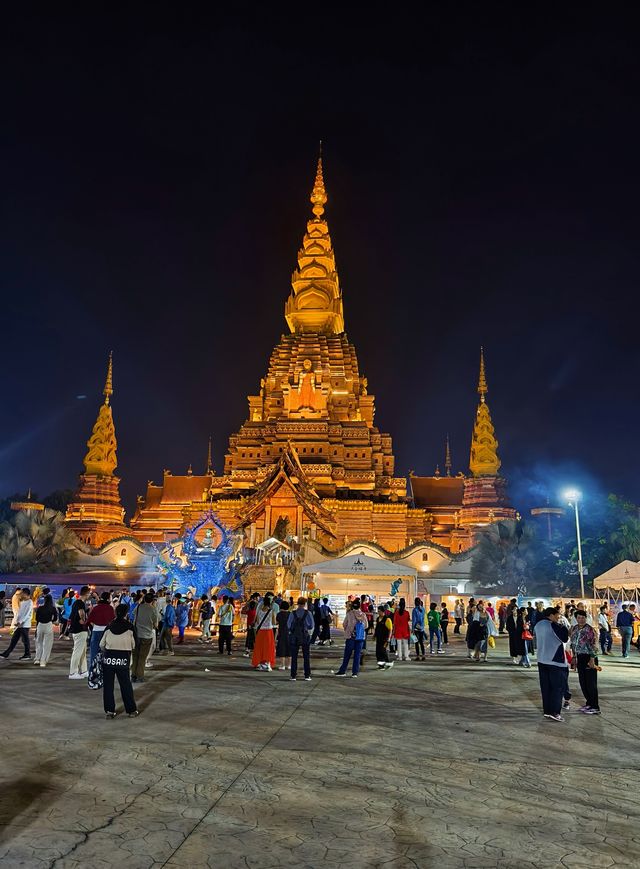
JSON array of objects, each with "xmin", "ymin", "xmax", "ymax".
[{"xmin": 506, "ymin": 606, "xmax": 520, "ymax": 664}]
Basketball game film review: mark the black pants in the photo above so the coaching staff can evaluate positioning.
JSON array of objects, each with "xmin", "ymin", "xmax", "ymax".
[
  {"xmin": 413, "ymin": 629, "xmax": 425, "ymax": 657},
  {"xmin": 290, "ymin": 638, "xmax": 311, "ymax": 678},
  {"xmin": 576, "ymin": 653, "xmax": 599, "ymax": 710},
  {"xmin": 218, "ymin": 625, "xmax": 232, "ymax": 654},
  {"xmin": 454, "ymin": 618, "xmax": 462, "ymax": 634},
  {"xmin": 376, "ymin": 638, "xmax": 389, "ymax": 664},
  {"xmin": 102, "ymin": 662, "xmax": 137, "ymax": 714},
  {"xmin": 311, "ymin": 618, "xmax": 321, "ymax": 643},
  {"xmin": 3, "ymin": 627, "xmax": 30, "ymax": 657},
  {"xmin": 538, "ymin": 663, "xmax": 568, "ymax": 716},
  {"xmin": 499, "ymin": 617, "xmax": 505, "ymax": 633},
  {"xmin": 441, "ymin": 622, "xmax": 449, "ymax": 644},
  {"xmin": 319, "ymin": 618, "xmax": 331, "ymax": 643}
]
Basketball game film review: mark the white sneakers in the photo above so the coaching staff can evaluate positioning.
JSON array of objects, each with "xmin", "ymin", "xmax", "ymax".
[{"xmin": 69, "ymin": 672, "xmax": 88, "ymax": 680}]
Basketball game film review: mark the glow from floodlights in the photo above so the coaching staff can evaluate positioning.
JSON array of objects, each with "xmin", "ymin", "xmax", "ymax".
[{"xmin": 564, "ymin": 489, "xmax": 581, "ymax": 503}]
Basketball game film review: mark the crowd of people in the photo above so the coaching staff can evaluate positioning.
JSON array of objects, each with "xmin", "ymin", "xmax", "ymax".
[{"xmin": 0, "ymin": 585, "xmax": 636, "ymax": 722}]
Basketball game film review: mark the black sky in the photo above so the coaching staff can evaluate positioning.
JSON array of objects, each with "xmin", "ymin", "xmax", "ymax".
[{"xmin": 2, "ymin": 6, "xmax": 639, "ymax": 515}]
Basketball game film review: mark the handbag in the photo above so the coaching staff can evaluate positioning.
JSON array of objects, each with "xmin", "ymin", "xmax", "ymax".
[
  {"xmin": 488, "ymin": 635, "xmax": 495, "ymax": 648},
  {"xmin": 409, "ymin": 632, "xmax": 418, "ymax": 644},
  {"xmin": 522, "ymin": 630, "xmax": 533, "ymax": 641}
]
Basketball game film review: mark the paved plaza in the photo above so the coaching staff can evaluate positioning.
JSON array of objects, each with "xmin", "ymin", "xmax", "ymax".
[{"xmin": 1, "ymin": 628, "xmax": 639, "ymax": 869}]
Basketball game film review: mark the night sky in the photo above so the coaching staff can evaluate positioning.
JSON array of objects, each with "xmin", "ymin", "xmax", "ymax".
[{"xmin": 2, "ymin": 7, "xmax": 639, "ymax": 517}]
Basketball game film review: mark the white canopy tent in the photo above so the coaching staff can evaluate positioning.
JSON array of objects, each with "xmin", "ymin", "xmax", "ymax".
[
  {"xmin": 593, "ymin": 560, "xmax": 640, "ymax": 601},
  {"xmin": 302, "ymin": 553, "xmax": 417, "ymax": 602}
]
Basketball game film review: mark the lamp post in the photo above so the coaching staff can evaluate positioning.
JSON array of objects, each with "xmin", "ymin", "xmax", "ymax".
[{"xmin": 564, "ymin": 490, "xmax": 585, "ymax": 599}]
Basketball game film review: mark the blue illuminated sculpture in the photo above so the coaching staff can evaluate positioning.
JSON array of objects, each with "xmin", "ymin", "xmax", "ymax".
[{"xmin": 156, "ymin": 511, "xmax": 244, "ymax": 598}]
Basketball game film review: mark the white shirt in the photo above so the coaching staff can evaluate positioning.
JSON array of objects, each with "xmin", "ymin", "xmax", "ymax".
[
  {"xmin": 598, "ymin": 612, "xmax": 610, "ymax": 629},
  {"xmin": 15, "ymin": 599, "xmax": 33, "ymax": 628}
]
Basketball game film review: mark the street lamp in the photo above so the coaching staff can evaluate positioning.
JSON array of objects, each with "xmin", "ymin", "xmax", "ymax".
[{"xmin": 564, "ymin": 489, "xmax": 585, "ymax": 599}]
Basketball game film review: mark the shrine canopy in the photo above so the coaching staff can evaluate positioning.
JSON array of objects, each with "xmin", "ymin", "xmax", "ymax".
[
  {"xmin": 593, "ymin": 560, "xmax": 640, "ymax": 590},
  {"xmin": 302, "ymin": 554, "xmax": 417, "ymax": 601}
]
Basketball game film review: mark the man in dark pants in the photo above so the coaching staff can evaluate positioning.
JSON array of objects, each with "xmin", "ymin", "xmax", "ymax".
[
  {"xmin": 217, "ymin": 595, "xmax": 234, "ymax": 655},
  {"xmin": 288, "ymin": 597, "xmax": 314, "ymax": 681},
  {"xmin": 570, "ymin": 610, "xmax": 600, "ymax": 714},
  {"xmin": 533, "ymin": 607, "xmax": 569, "ymax": 722},
  {"xmin": 616, "ymin": 604, "xmax": 634, "ymax": 658}
]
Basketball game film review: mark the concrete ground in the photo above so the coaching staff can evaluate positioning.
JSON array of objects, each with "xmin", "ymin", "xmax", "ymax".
[{"xmin": 1, "ymin": 626, "xmax": 639, "ymax": 869}]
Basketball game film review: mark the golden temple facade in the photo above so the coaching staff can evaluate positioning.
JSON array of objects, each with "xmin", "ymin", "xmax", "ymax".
[{"xmin": 66, "ymin": 156, "xmax": 515, "ymax": 555}]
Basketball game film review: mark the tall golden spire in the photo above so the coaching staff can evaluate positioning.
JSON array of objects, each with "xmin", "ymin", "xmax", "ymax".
[
  {"xmin": 469, "ymin": 349, "xmax": 501, "ymax": 477},
  {"xmin": 445, "ymin": 434, "xmax": 452, "ymax": 477},
  {"xmin": 285, "ymin": 149, "xmax": 345, "ymax": 334},
  {"xmin": 83, "ymin": 353, "xmax": 118, "ymax": 476}
]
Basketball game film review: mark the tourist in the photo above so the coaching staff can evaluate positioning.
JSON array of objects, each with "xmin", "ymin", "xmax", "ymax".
[
  {"xmin": 465, "ymin": 604, "xmax": 477, "ymax": 659},
  {"xmin": 311, "ymin": 598, "xmax": 322, "ymax": 644},
  {"xmin": 0, "ymin": 590, "xmax": 6, "ymax": 628},
  {"xmin": 616, "ymin": 604, "xmax": 634, "ymax": 658},
  {"xmin": 334, "ymin": 597, "xmax": 369, "ymax": 678},
  {"xmin": 516, "ymin": 606, "xmax": 532, "ymax": 668},
  {"xmin": 453, "ymin": 599, "xmax": 464, "ymax": 634},
  {"xmin": 570, "ymin": 610, "xmax": 601, "ymax": 714},
  {"xmin": 244, "ymin": 599, "xmax": 257, "ymax": 657},
  {"xmin": 506, "ymin": 605, "xmax": 519, "ymax": 663},
  {"xmin": 155, "ymin": 592, "xmax": 168, "ymax": 650},
  {"xmin": 440, "ymin": 602, "xmax": 450, "ymax": 645},
  {"xmin": 427, "ymin": 601, "xmax": 444, "ymax": 655},
  {"xmin": 60, "ymin": 589, "xmax": 76, "ymax": 638},
  {"xmin": 217, "ymin": 595, "xmax": 234, "ymax": 655},
  {"xmin": 1, "ymin": 588, "xmax": 34, "ymax": 661},
  {"xmin": 533, "ymin": 607, "xmax": 570, "ymax": 722},
  {"xmin": 597, "ymin": 605, "xmax": 613, "ymax": 655},
  {"xmin": 412, "ymin": 597, "xmax": 426, "ymax": 660},
  {"xmin": 198, "ymin": 595, "xmax": 213, "ymax": 643},
  {"xmin": 629, "ymin": 603, "xmax": 640, "ymax": 649},
  {"xmin": 131, "ymin": 593, "xmax": 158, "ymax": 683},
  {"xmin": 252, "ymin": 592, "xmax": 277, "ymax": 671},
  {"xmin": 276, "ymin": 600, "xmax": 292, "ymax": 670},
  {"xmin": 486, "ymin": 601, "xmax": 495, "ymax": 621},
  {"xmin": 319, "ymin": 597, "xmax": 333, "ymax": 645},
  {"xmin": 498, "ymin": 601, "xmax": 507, "ymax": 633},
  {"xmin": 175, "ymin": 594, "xmax": 189, "ymax": 644},
  {"xmin": 393, "ymin": 598, "xmax": 411, "ymax": 661},
  {"xmin": 86, "ymin": 591, "xmax": 115, "ymax": 672},
  {"xmin": 468, "ymin": 602, "xmax": 490, "ymax": 662},
  {"xmin": 160, "ymin": 594, "xmax": 175, "ymax": 655},
  {"xmin": 100, "ymin": 603, "xmax": 138, "ymax": 719},
  {"xmin": 375, "ymin": 605, "xmax": 394, "ymax": 669},
  {"xmin": 288, "ymin": 597, "xmax": 314, "ymax": 680},
  {"xmin": 69, "ymin": 586, "xmax": 91, "ymax": 679}
]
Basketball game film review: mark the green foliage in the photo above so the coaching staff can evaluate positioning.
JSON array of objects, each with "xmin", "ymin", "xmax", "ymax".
[
  {"xmin": 42, "ymin": 489, "xmax": 75, "ymax": 514},
  {"xmin": 0, "ymin": 508, "xmax": 79, "ymax": 574},
  {"xmin": 470, "ymin": 519, "xmax": 562, "ymax": 596}
]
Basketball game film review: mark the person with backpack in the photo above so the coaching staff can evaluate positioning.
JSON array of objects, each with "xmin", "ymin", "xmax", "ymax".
[
  {"xmin": 175, "ymin": 594, "xmax": 189, "ymax": 644},
  {"xmin": 276, "ymin": 600, "xmax": 292, "ymax": 670},
  {"xmin": 287, "ymin": 597, "xmax": 314, "ymax": 680},
  {"xmin": 198, "ymin": 595, "xmax": 213, "ymax": 643},
  {"xmin": 217, "ymin": 595, "xmax": 235, "ymax": 655},
  {"xmin": 335, "ymin": 598, "xmax": 369, "ymax": 678}
]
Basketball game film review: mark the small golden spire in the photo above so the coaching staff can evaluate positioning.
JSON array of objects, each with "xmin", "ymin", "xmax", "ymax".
[
  {"xmin": 206, "ymin": 436, "xmax": 213, "ymax": 474},
  {"xmin": 478, "ymin": 346, "xmax": 488, "ymax": 402},
  {"xmin": 103, "ymin": 351, "xmax": 113, "ymax": 405},
  {"xmin": 310, "ymin": 149, "xmax": 327, "ymax": 219},
  {"xmin": 445, "ymin": 435, "xmax": 452, "ymax": 477},
  {"xmin": 434, "ymin": 464, "xmax": 441, "ymax": 478}
]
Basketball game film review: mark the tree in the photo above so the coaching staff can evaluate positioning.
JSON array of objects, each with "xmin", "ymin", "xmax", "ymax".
[
  {"xmin": 0, "ymin": 508, "xmax": 80, "ymax": 574},
  {"xmin": 470, "ymin": 519, "xmax": 563, "ymax": 596},
  {"xmin": 43, "ymin": 489, "xmax": 75, "ymax": 514}
]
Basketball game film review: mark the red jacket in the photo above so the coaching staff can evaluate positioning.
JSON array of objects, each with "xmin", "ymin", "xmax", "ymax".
[
  {"xmin": 87, "ymin": 603, "xmax": 116, "ymax": 627},
  {"xmin": 393, "ymin": 609, "xmax": 411, "ymax": 640}
]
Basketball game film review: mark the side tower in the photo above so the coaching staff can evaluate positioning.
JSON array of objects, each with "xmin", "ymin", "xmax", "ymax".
[{"xmin": 65, "ymin": 353, "xmax": 128, "ymax": 546}]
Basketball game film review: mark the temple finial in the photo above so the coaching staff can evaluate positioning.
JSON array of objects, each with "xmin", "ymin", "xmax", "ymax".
[
  {"xmin": 478, "ymin": 346, "xmax": 488, "ymax": 402},
  {"xmin": 103, "ymin": 351, "xmax": 113, "ymax": 405},
  {"xmin": 310, "ymin": 151, "xmax": 327, "ymax": 219},
  {"xmin": 445, "ymin": 435, "xmax": 452, "ymax": 477},
  {"xmin": 206, "ymin": 435, "xmax": 213, "ymax": 474},
  {"xmin": 434, "ymin": 463, "xmax": 441, "ymax": 478}
]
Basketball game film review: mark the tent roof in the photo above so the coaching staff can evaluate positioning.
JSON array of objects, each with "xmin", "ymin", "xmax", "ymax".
[
  {"xmin": 303, "ymin": 553, "xmax": 416, "ymax": 578},
  {"xmin": 593, "ymin": 560, "xmax": 640, "ymax": 589}
]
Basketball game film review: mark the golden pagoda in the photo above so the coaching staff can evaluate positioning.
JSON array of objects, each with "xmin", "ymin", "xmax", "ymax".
[
  {"xmin": 132, "ymin": 157, "xmax": 413, "ymax": 549},
  {"xmin": 66, "ymin": 353, "xmax": 128, "ymax": 546},
  {"xmin": 458, "ymin": 348, "xmax": 515, "ymax": 535}
]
